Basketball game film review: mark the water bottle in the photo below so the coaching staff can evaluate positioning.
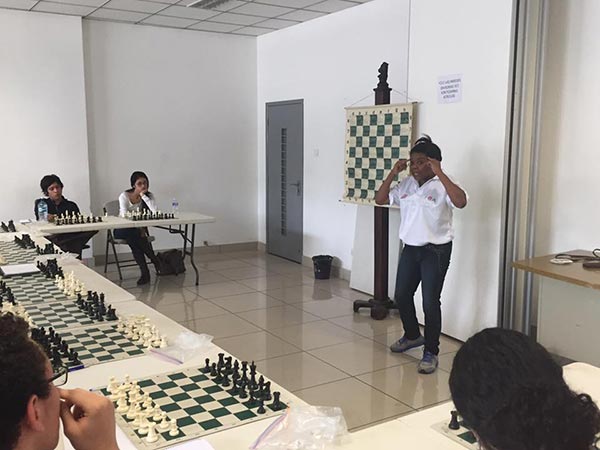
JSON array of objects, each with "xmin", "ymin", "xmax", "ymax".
[
  {"xmin": 171, "ymin": 198, "xmax": 179, "ymax": 215},
  {"xmin": 37, "ymin": 200, "xmax": 48, "ymax": 222}
]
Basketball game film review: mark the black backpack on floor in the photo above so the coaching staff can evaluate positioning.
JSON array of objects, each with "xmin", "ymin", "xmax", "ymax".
[{"xmin": 157, "ymin": 249, "xmax": 186, "ymax": 275}]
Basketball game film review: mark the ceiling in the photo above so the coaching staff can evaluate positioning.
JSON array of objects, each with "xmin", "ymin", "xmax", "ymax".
[{"xmin": 1, "ymin": 0, "xmax": 374, "ymax": 36}]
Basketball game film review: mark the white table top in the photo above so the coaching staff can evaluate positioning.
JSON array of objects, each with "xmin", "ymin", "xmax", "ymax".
[
  {"xmin": 57, "ymin": 300, "xmax": 305, "ymax": 450},
  {"xmin": 30, "ymin": 212, "xmax": 215, "ymax": 235},
  {"xmin": 43, "ymin": 256, "xmax": 600, "ymax": 450}
]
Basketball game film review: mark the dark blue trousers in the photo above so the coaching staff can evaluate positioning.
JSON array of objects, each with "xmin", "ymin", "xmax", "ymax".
[{"xmin": 393, "ymin": 242, "xmax": 452, "ymax": 355}]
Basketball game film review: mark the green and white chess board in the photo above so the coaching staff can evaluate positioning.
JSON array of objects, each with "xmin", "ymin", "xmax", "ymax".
[{"xmin": 344, "ymin": 103, "xmax": 414, "ymax": 205}]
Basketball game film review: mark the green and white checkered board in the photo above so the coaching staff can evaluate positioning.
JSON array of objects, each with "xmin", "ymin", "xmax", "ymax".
[
  {"xmin": 1, "ymin": 273, "xmax": 68, "ymax": 304},
  {"xmin": 432, "ymin": 419, "xmax": 478, "ymax": 449},
  {"xmin": 99, "ymin": 368, "xmax": 288, "ymax": 450},
  {"xmin": 60, "ymin": 324, "xmax": 146, "ymax": 367},
  {"xmin": 344, "ymin": 103, "xmax": 414, "ymax": 205},
  {"xmin": 24, "ymin": 300, "xmax": 100, "ymax": 330},
  {"xmin": 0, "ymin": 241, "xmax": 37, "ymax": 264}
]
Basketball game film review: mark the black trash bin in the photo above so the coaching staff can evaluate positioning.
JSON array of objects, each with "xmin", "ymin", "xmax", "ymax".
[{"xmin": 312, "ymin": 255, "xmax": 333, "ymax": 280}]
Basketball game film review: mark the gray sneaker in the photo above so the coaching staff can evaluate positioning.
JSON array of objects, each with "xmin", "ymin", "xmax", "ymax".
[
  {"xmin": 390, "ymin": 335, "xmax": 425, "ymax": 353},
  {"xmin": 417, "ymin": 350, "xmax": 438, "ymax": 374}
]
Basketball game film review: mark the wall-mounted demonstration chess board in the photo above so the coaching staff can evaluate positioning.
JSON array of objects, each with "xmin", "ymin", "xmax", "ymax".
[
  {"xmin": 343, "ymin": 103, "xmax": 414, "ymax": 205},
  {"xmin": 98, "ymin": 357, "xmax": 288, "ymax": 450}
]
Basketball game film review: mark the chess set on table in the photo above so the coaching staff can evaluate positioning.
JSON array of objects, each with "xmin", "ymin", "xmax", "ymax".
[
  {"xmin": 31, "ymin": 315, "xmax": 167, "ymax": 372},
  {"xmin": 124, "ymin": 210, "xmax": 176, "ymax": 221},
  {"xmin": 53, "ymin": 212, "xmax": 104, "ymax": 226},
  {"xmin": 97, "ymin": 354, "xmax": 288, "ymax": 450}
]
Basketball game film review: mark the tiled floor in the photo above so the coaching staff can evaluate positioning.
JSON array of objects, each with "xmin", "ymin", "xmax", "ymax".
[{"xmin": 95, "ymin": 250, "xmax": 463, "ymax": 431}]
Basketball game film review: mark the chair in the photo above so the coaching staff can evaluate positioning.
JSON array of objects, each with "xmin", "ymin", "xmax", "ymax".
[{"xmin": 103, "ymin": 200, "xmax": 155, "ymax": 280}]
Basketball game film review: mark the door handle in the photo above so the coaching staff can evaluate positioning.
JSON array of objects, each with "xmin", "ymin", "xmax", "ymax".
[{"xmin": 289, "ymin": 181, "xmax": 301, "ymax": 195}]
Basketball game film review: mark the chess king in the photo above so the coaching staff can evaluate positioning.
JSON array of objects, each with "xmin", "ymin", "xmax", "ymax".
[
  {"xmin": 34, "ymin": 174, "xmax": 97, "ymax": 259},
  {"xmin": 0, "ymin": 313, "xmax": 119, "ymax": 450},
  {"xmin": 375, "ymin": 135, "xmax": 467, "ymax": 374}
]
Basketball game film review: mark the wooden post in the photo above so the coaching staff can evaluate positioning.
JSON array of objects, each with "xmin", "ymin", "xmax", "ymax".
[{"xmin": 352, "ymin": 63, "xmax": 397, "ymax": 320}]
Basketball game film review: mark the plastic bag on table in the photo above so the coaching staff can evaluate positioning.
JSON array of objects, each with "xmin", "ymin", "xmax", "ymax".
[
  {"xmin": 250, "ymin": 406, "xmax": 348, "ymax": 450},
  {"xmin": 151, "ymin": 331, "xmax": 213, "ymax": 364}
]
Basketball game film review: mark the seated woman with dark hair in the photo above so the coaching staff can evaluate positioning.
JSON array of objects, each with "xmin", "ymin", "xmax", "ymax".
[
  {"xmin": 449, "ymin": 328, "xmax": 600, "ymax": 450},
  {"xmin": 34, "ymin": 174, "xmax": 97, "ymax": 258},
  {"xmin": 114, "ymin": 171, "xmax": 161, "ymax": 285}
]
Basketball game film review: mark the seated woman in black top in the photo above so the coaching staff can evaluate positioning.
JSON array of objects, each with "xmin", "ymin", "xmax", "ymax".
[
  {"xmin": 34, "ymin": 174, "xmax": 97, "ymax": 259},
  {"xmin": 114, "ymin": 171, "xmax": 161, "ymax": 285},
  {"xmin": 449, "ymin": 328, "xmax": 600, "ymax": 450}
]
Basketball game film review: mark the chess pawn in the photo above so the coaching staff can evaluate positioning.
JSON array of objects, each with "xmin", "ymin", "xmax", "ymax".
[
  {"xmin": 143, "ymin": 395, "xmax": 152, "ymax": 409},
  {"xmin": 168, "ymin": 419, "xmax": 179, "ymax": 437},
  {"xmin": 157, "ymin": 413, "xmax": 170, "ymax": 430},
  {"xmin": 145, "ymin": 423, "xmax": 159, "ymax": 444},
  {"xmin": 131, "ymin": 408, "xmax": 144, "ymax": 429},
  {"xmin": 153, "ymin": 408, "xmax": 163, "ymax": 422},
  {"xmin": 127, "ymin": 403, "xmax": 140, "ymax": 420},
  {"xmin": 159, "ymin": 336, "xmax": 168, "ymax": 348},
  {"xmin": 138, "ymin": 416, "xmax": 151, "ymax": 435},
  {"xmin": 449, "ymin": 410, "xmax": 460, "ymax": 430},
  {"xmin": 116, "ymin": 396, "xmax": 128, "ymax": 413}
]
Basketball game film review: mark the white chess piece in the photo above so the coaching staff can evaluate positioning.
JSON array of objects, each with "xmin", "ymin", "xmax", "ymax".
[
  {"xmin": 159, "ymin": 337, "xmax": 168, "ymax": 348},
  {"xmin": 168, "ymin": 419, "xmax": 179, "ymax": 437},
  {"xmin": 138, "ymin": 416, "xmax": 151, "ymax": 435},
  {"xmin": 131, "ymin": 407, "xmax": 144, "ymax": 428},
  {"xmin": 116, "ymin": 396, "xmax": 128, "ymax": 413},
  {"xmin": 153, "ymin": 408, "xmax": 163, "ymax": 422},
  {"xmin": 157, "ymin": 413, "xmax": 170, "ymax": 430},
  {"xmin": 145, "ymin": 423, "xmax": 159, "ymax": 443},
  {"xmin": 126, "ymin": 402, "xmax": 139, "ymax": 420}
]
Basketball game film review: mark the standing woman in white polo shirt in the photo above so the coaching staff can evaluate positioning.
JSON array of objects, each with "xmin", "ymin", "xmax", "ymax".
[{"xmin": 375, "ymin": 135, "xmax": 467, "ymax": 374}]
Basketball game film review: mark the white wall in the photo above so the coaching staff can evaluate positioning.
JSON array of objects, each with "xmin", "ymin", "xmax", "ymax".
[
  {"xmin": 257, "ymin": 0, "xmax": 411, "ymax": 270},
  {"xmin": 536, "ymin": 0, "xmax": 600, "ymax": 254},
  {"xmin": 0, "ymin": 9, "xmax": 91, "ymax": 221},
  {"xmin": 83, "ymin": 21, "xmax": 258, "ymax": 252},
  {"xmin": 407, "ymin": 0, "xmax": 513, "ymax": 340}
]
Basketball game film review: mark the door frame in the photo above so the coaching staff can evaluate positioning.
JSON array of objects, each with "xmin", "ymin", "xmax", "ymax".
[{"xmin": 265, "ymin": 99, "xmax": 304, "ymax": 262}]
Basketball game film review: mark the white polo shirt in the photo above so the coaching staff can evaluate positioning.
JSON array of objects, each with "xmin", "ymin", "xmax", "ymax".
[{"xmin": 389, "ymin": 175, "xmax": 465, "ymax": 246}]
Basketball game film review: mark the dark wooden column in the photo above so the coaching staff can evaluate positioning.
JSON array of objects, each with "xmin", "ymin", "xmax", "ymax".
[{"xmin": 353, "ymin": 63, "xmax": 398, "ymax": 320}]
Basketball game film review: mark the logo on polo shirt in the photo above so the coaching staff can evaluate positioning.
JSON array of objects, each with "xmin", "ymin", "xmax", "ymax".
[{"xmin": 426, "ymin": 195, "xmax": 437, "ymax": 203}]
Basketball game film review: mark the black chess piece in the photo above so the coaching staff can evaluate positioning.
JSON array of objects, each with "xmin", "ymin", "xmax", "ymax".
[
  {"xmin": 449, "ymin": 410, "xmax": 460, "ymax": 430},
  {"xmin": 201, "ymin": 358, "xmax": 211, "ymax": 373},
  {"xmin": 262, "ymin": 381, "xmax": 272, "ymax": 401},
  {"xmin": 0, "ymin": 222, "xmax": 8, "ymax": 232},
  {"xmin": 217, "ymin": 353, "xmax": 225, "ymax": 368},
  {"xmin": 228, "ymin": 379, "xmax": 239, "ymax": 396},
  {"xmin": 106, "ymin": 307, "xmax": 117, "ymax": 321},
  {"xmin": 257, "ymin": 399, "xmax": 266, "ymax": 414},
  {"xmin": 250, "ymin": 361, "xmax": 256, "ymax": 375},
  {"xmin": 249, "ymin": 373, "xmax": 257, "ymax": 391},
  {"xmin": 247, "ymin": 390, "xmax": 258, "ymax": 408},
  {"xmin": 270, "ymin": 392, "xmax": 285, "ymax": 411},
  {"xmin": 214, "ymin": 368, "xmax": 223, "ymax": 384},
  {"xmin": 239, "ymin": 384, "xmax": 248, "ymax": 399},
  {"xmin": 210, "ymin": 363, "xmax": 218, "ymax": 377},
  {"xmin": 221, "ymin": 373, "xmax": 230, "ymax": 387},
  {"xmin": 8, "ymin": 220, "xmax": 16, "ymax": 232}
]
